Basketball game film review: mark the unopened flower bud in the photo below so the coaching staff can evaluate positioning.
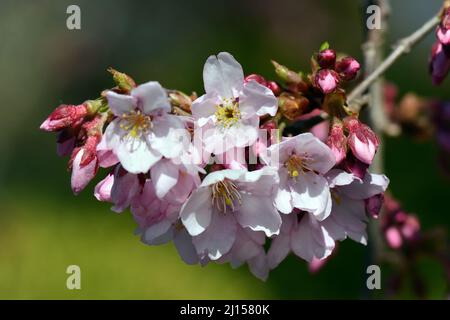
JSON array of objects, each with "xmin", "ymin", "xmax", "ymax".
[
  {"xmin": 266, "ymin": 81, "xmax": 282, "ymax": 96},
  {"xmin": 244, "ymin": 74, "xmax": 267, "ymax": 86},
  {"xmin": 94, "ymin": 173, "xmax": 114, "ymax": 202},
  {"xmin": 69, "ymin": 134, "xmax": 101, "ymax": 194},
  {"xmin": 317, "ymin": 49, "xmax": 336, "ymax": 69},
  {"xmin": 344, "ymin": 117, "xmax": 379, "ymax": 165},
  {"xmin": 107, "ymin": 67, "xmax": 136, "ymax": 93},
  {"xmin": 271, "ymin": 60, "xmax": 303, "ymax": 84},
  {"xmin": 437, "ymin": 8, "xmax": 450, "ymax": 45},
  {"xmin": 429, "ymin": 41, "xmax": 450, "ymax": 85},
  {"xmin": 326, "ymin": 122, "xmax": 347, "ymax": 164},
  {"xmin": 40, "ymin": 104, "xmax": 88, "ymax": 132},
  {"xmin": 335, "ymin": 57, "xmax": 360, "ymax": 81},
  {"xmin": 314, "ymin": 69, "xmax": 340, "ymax": 94},
  {"xmin": 169, "ymin": 91, "xmax": 193, "ymax": 113}
]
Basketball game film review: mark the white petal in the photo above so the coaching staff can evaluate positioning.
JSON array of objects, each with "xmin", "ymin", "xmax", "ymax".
[
  {"xmin": 143, "ymin": 220, "xmax": 174, "ymax": 245},
  {"xmin": 339, "ymin": 173, "xmax": 389, "ymax": 200},
  {"xmin": 238, "ymin": 166, "xmax": 279, "ymax": 196},
  {"xmin": 174, "ymin": 227, "xmax": 199, "ymax": 265},
  {"xmin": 106, "ymin": 91, "xmax": 136, "ymax": 116},
  {"xmin": 150, "ymin": 159, "xmax": 179, "ymax": 199},
  {"xmin": 191, "ymin": 93, "xmax": 218, "ymax": 126},
  {"xmin": 267, "ymin": 214, "xmax": 295, "ymax": 269},
  {"xmin": 103, "ymin": 119, "xmax": 124, "ymax": 150},
  {"xmin": 192, "ymin": 210, "xmax": 237, "ymax": 260},
  {"xmin": 248, "ymin": 251, "xmax": 269, "ymax": 281},
  {"xmin": 240, "ymin": 80, "xmax": 278, "ymax": 118},
  {"xmin": 180, "ymin": 187, "xmax": 213, "ymax": 236},
  {"xmin": 274, "ymin": 170, "xmax": 293, "ymax": 214},
  {"xmin": 325, "ymin": 169, "xmax": 355, "ymax": 188},
  {"xmin": 291, "ymin": 172, "xmax": 332, "ymax": 221},
  {"xmin": 291, "ymin": 214, "xmax": 335, "ymax": 262},
  {"xmin": 131, "ymin": 81, "xmax": 170, "ymax": 114},
  {"xmin": 200, "ymin": 169, "xmax": 244, "ymax": 187},
  {"xmin": 149, "ymin": 115, "xmax": 189, "ymax": 159},
  {"xmin": 292, "ymin": 133, "xmax": 336, "ymax": 174},
  {"xmin": 322, "ymin": 196, "xmax": 368, "ymax": 245},
  {"xmin": 115, "ymin": 137, "xmax": 161, "ymax": 174},
  {"xmin": 203, "ymin": 52, "xmax": 244, "ymax": 98},
  {"xmin": 236, "ymin": 194, "xmax": 281, "ymax": 237}
]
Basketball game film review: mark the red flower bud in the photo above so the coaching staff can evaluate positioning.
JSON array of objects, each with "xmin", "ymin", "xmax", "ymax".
[
  {"xmin": 326, "ymin": 123, "xmax": 347, "ymax": 164},
  {"xmin": 429, "ymin": 41, "xmax": 450, "ymax": 85},
  {"xmin": 244, "ymin": 74, "xmax": 267, "ymax": 86},
  {"xmin": 266, "ymin": 81, "xmax": 282, "ymax": 96},
  {"xmin": 437, "ymin": 8, "xmax": 450, "ymax": 45},
  {"xmin": 317, "ymin": 49, "xmax": 336, "ymax": 69},
  {"xmin": 40, "ymin": 104, "xmax": 88, "ymax": 132},
  {"xmin": 314, "ymin": 69, "xmax": 340, "ymax": 94},
  {"xmin": 335, "ymin": 57, "xmax": 360, "ymax": 81}
]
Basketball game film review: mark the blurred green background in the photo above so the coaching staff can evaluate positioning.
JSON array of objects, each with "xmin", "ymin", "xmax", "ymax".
[{"xmin": 0, "ymin": 0, "xmax": 449, "ymax": 299}]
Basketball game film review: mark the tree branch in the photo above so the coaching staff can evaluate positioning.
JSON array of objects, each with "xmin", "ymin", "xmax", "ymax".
[{"xmin": 348, "ymin": 13, "xmax": 440, "ymax": 104}]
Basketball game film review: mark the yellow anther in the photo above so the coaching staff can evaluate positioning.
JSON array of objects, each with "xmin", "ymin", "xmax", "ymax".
[
  {"xmin": 211, "ymin": 179, "xmax": 242, "ymax": 213},
  {"xmin": 285, "ymin": 154, "xmax": 313, "ymax": 178},
  {"xmin": 214, "ymin": 99, "xmax": 241, "ymax": 128},
  {"xmin": 119, "ymin": 110, "xmax": 152, "ymax": 138}
]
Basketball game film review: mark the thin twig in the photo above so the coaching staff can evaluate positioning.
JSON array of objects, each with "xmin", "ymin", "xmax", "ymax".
[{"xmin": 348, "ymin": 14, "xmax": 440, "ymax": 103}]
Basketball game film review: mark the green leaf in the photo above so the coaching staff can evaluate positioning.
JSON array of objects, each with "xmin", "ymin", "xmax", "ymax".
[{"xmin": 319, "ymin": 41, "xmax": 330, "ymax": 51}]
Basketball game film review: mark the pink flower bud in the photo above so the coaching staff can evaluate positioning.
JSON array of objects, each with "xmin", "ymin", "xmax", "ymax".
[
  {"xmin": 344, "ymin": 117, "xmax": 379, "ymax": 165},
  {"xmin": 385, "ymin": 227, "xmax": 403, "ymax": 249},
  {"xmin": 365, "ymin": 193, "xmax": 384, "ymax": 219},
  {"xmin": 335, "ymin": 57, "xmax": 360, "ymax": 81},
  {"xmin": 314, "ymin": 69, "xmax": 340, "ymax": 94},
  {"xmin": 437, "ymin": 8, "xmax": 450, "ymax": 45},
  {"xmin": 266, "ymin": 81, "xmax": 282, "ymax": 96},
  {"xmin": 94, "ymin": 173, "xmax": 114, "ymax": 202},
  {"xmin": 401, "ymin": 215, "xmax": 420, "ymax": 242},
  {"xmin": 317, "ymin": 49, "xmax": 336, "ymax": 69},
  {"xmin": 70, "ymin": 147, "xmax": 98, "ymax": 195},
  {"xmin": 326, "ymin": 123, "xmax": 347, "ymax": 164},
  {"xmin": 40, "ymin": 104, "xmax": 88, "ymax": 132},
  {"xmin": 69, "ymin": 135, "xmax": 101, "ymax": 194},
  {"xmin": 429, "ymin": 41, "xmax": 450, "ymax": 85},
  {"xmin": 244, "ymin": 74, "xmax": 267, "ymax": 86}
]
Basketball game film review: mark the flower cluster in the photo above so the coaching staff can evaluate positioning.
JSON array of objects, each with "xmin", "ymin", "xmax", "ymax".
[{"xmin": 41, "ymin": 49, "xmax": 388, "ymax": 280}]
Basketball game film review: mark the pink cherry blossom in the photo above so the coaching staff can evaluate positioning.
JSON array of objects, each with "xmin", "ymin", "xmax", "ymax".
[
  {"xmin": 191, "ymin": 52, "xmax": 278, "ymax": 155},
  {"xmin": 104, "ymin": 81, "xmax": 190, "ymax": 174},
  {"xmin": 262, "ymin": 133, "xmax": 336, "ymax": 221},
  {"xmin": 180, "ymin": 168, "xmax": 281, "ymax": 260}
]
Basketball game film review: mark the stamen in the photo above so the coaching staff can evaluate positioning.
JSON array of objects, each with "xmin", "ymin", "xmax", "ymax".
[
  {"xmin": 119, "ymin": 110, "xmax": 152, "ymax": 138},
  {"xmin": 214, "ymin": 98, "xmax": 241, "ymax": 128},
  {"xmin": 285, "ymin": 153, "xmax": 314, "ymax": 178},
  {"xmin": 211, "ymin": 179, "xmax": 242, "ymax": 213}
]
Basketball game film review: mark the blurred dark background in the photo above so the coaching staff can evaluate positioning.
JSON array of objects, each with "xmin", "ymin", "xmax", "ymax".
[{"xmin": 0, "ymin": 0, "xmax": 448, "ymax": 299}]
